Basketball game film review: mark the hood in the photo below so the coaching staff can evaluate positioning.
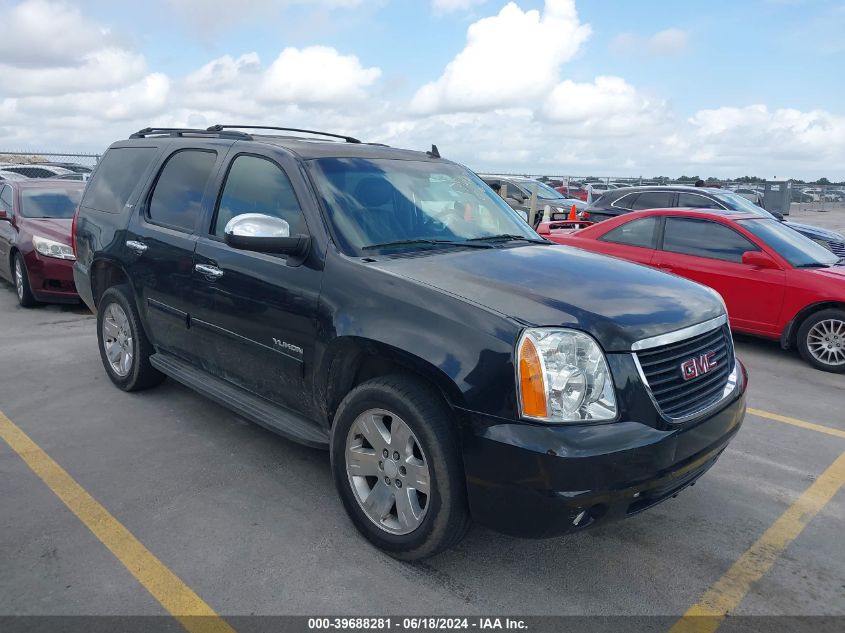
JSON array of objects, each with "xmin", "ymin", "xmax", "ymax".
[
  {"xmin": 806, "ymin": 264, "xmax": 845, "ymax": 287},
  {"xmin": 21, "ymin": 217, "xmax": 72, "ymax": 245},
  {"xmin": 370, "ymin": 244, "xmax": 725, "ymax": 352},
  {"xmin": 784, "ymin": 221, "xmax": 844, "ymax": 242}
]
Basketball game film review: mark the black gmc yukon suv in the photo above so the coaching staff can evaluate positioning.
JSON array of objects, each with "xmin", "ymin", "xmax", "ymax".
[{"xmin": 74, "ymin": 126, "xmax": 747, "ymax": 559}]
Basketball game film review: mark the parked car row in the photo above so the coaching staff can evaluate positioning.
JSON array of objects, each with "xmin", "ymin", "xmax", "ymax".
[
  {"xmin": 480, "ymin": 175, "xmax": 587, "ymax": 225},
  {"xmin": 583, "ymin": 185, "xmax": 845, "ymax": 257}
]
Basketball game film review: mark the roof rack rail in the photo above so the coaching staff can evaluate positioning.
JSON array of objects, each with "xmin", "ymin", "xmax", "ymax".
[
  {"xmin": 129, "ymin": 127, "xmax": 253, "ymax": 140},
  {"xmin": 206, "ymin": 125, "xmax": 362, "ymax": 144}
]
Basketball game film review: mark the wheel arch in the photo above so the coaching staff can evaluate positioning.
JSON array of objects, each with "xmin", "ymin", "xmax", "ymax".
[
  {"xmin": 90, "ymin": 257, "xmax": 132, "ymax": 307},
  {"xmin": 317, "ymin": 336, "xmax": 467, "ymax": 428},
  {"xmin": 781, "ymin": 301, "xmax": 845, "ymax": 349}
]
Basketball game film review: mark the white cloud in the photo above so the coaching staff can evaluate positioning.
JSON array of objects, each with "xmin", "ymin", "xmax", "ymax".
[
  {"xmin": 259, "ymin": 46, "xmax": 381, "ymax": 104},
  {"xmin": 542, "ymin": 76, "xmax": 665, "ymax": 131},
  {"xmin": 0, "ymin": 47, "xmax": 148, "ymax": 97},
  {"xmin": 431, "ymin": 0, "xmax": 487, "ymax": 14},
  {"xmin": 0, "ymin": 0, "xmax": 843, "ymax": 180},
  {"xmin": 686, "ymin": 105, "xmax": 845, "ymax": 170},
  {"xmin": 610, "ymin": 28, "xmax": 690, "ymax": 57},
  {"xmin": 411, "ymin": 0, "xmax": 591, "ymax": 114},
  {"xmin": 0, "ymin": 0, "xmax": 116, "ymax": 67},
  {"xmin": 163, "ymin": 0, "xmax": 366, "ymax": 33},
  {"xmin": 186, "ymin": 53, "xmax": 262, "ymax": 89}
]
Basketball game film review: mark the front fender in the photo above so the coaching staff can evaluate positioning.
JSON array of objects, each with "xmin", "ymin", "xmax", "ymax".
[{"xmin": 314, "ymin": 251, "xmax": 522, "ymax": 421}]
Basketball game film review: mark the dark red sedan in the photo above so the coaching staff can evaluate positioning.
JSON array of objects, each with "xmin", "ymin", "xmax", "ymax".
[
  {"xmin": 0, "ymin": 179, "xmax": 84, "ymax": 307},
  {"xmin": 547, "ymin": 208, "xmax": 845, "ymax": 373}
]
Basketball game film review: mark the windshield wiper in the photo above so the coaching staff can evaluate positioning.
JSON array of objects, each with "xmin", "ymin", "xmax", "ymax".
[
  {"xmin": 465, "ymin": 234, "xmax": 549, "ymax": 244},
  {"xmin": 794, "ymin": 262, "xmax": 832, "ymax": 268},
  {"xmin": 362, "ymin": 239, "xmax": 492, "ymax": 251}
]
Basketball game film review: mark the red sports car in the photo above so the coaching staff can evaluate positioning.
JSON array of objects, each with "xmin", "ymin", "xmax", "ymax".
[
  {"xmin": 0, "ymin": 179, "xmax": 84, "ymax": 307},
  {"xmin": 547, "ymin": 208, "xmax": 845, "ymax": 373}
]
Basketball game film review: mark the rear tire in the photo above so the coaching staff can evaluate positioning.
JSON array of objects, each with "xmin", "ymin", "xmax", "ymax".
[
  {"xmin": 13, "ymin": 253, "xmax": 38, "ymax": 308},
  {"xmin": 96, "ymin": 284, "xmax": 165, "ymax": 391},
  {"xmin": 797, "ymin": 308, "xmax": 845, "ymax": 373},
  {"xmin": 330, "ymin": 374, "xmax": 470, "ymax": 560}
]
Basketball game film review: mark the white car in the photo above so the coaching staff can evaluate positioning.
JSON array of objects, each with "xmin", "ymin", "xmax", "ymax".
[{"xmin": 0, "ymin": 163, "xmax": 74, "ymax": 178}]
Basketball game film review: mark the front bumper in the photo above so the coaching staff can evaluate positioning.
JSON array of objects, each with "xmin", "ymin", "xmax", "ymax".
[
  {"xmin": 24, "ymin": 251, "xmax": 78, "ymax": 303},
  {"xmin": 461, "ymin": 369, "xmax": 746, "ymax": 538}
]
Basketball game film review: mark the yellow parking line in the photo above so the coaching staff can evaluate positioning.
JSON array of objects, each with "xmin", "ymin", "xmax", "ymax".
[
  {"xmin": 669, "ymin": 451, "xmax": 845, "ymax": 633},
  {"xmin": 0, "ymin": 410, "xmax": 236, "ymax": 633},
  {"xmin": 748, "ymin": 407, "xmax": 845, "ymax": 440}
]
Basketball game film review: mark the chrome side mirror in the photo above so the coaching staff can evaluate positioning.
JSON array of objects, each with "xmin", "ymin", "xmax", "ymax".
[{"xmin": 223, "ymin": 213, "xmax": 309, "ymax": 256}]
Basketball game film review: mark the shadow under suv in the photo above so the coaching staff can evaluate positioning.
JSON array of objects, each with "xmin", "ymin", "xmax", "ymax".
[{"xmin": 73, "ymin": 125, "xmax": 747, "ymax": 559}]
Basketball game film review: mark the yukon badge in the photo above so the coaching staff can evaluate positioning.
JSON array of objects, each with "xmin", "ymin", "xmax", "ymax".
[
  {"xmin": 681, "ymin": 351, "xmax": 717, "ymax": 381},
  {"xmin": 273, "ymin": 338, "xmax": 303, "ymax": 356}
]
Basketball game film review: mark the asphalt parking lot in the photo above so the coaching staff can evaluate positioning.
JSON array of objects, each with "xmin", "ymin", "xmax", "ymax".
[{"xmin": 1, "ymin": 212, "xmax": 844, "ymax": 630}]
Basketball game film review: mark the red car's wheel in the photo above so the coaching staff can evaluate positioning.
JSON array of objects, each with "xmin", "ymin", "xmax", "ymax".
[
  {"xmin": 13, "ymin": 253, "xmax": 38, "ymax": 308},
  {"xmin": 797, "ymin": 308, "xmax": 845, "ymax": 373}
]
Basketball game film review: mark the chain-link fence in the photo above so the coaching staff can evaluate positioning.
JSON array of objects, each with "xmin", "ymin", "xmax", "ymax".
[{"xmin": 0, "ymin": 151, "xmax": 101, "ymax": 180}]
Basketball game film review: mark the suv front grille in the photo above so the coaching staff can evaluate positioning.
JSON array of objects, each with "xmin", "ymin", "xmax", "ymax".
[
  {"xmin": 828, "ymin": 240, "xmax": 845, "ymax": 258},
  {"xmin": 635, "ymin": 324, "xmax": 734, "ymax": 420}
]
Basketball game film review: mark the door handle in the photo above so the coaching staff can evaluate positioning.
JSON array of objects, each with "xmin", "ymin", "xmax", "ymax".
[
  {"xmin": 195, "ymin": 263, "xmax": 224, "ymax": 280},
  {"xmin": 126, "ymin": 240, "xmax": 148, "ymax": 255}
]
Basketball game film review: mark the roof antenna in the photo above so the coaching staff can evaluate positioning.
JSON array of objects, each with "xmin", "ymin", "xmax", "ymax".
[{"xmin": 427, "ymin": 144, "xmax": 441, "ymax": 159}]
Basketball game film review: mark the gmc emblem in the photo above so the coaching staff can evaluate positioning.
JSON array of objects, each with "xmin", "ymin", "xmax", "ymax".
[{"xmin": 681, "ymin": 351, "xmax": 717, "ymax": 381}]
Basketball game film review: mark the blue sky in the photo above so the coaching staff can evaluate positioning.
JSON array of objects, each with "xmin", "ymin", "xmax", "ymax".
[{"xmin": 1, "ymin": 0, "xmax": 844, "ymax": 178}]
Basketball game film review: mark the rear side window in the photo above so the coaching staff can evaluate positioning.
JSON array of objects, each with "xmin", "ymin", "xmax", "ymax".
[
  {"xmin": 663, "ymin": 217, "xmax": 758, "ymax": 263},
  {"xmin": 213, "ymin": 155, "xmax": 306, "ymax": 237},
  {"xmin": 82, "ymin": 147, "xmax": 158, "ymax": 213},
  {"xmin": 148, "ymin": 150, "xmax": 217, "ymax": 232},
  {"xmin": 611, "ymin": 193, "xmax": 638, "ymax": 210},
  {"xmin": 678, "ymin": 192, "xmax": 722, "ymax": 209},
  {"xmin": 600, "ymin": 217, "xmax": 659, "ymax": 248},
  {"xmin": 632, "ymin": 191, "xmax": 673, "ymax": 210}
]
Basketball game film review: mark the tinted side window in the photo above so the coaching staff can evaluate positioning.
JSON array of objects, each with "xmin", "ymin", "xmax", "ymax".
[
  {"xmin": 632, "ymin": 191, "xmax": 673, "ymax": 210},
  {"xmin": 82, "ymin": 147, "xmax": 158, "ymax": 213},
  {"xmin": 612, "ymin": 193, "xmax": 638, "ymax": 210},
  {"xmin": 148, "ymin": 150, "xmax": 217, "ymax": 232},
  {"xmin": 678, "ymin": 192, "xmax": 722, "ymax": 209},
  {"xmin": 213, "ymin": 155, "xmax": 306, "ymax": 237},
  {"xmin": 600, "ymin": 217, "xmax": 659, "ymax": 248},
  {"xmin": 663, "ymin": 217, "xmax": 758, "ymax": 263}
]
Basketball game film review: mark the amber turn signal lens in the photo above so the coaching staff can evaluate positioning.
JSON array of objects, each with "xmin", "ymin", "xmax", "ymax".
[{"xmin": 519, "ymin": 336, "xmax": 548, "ymax": 418}]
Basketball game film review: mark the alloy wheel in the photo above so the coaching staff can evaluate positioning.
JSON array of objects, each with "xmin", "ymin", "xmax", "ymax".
[
  {"xmin": 346, "ymin": 408, "xmax": 431, "ymax": 535},
  {"xmin": 14, "ymin": 259, "xmax": 24, "ymax": 300},
  {"xmin": 102, "ymin": 303, "xmax": 134, "ymax": 377},
  {"xmin": 807, "ymin": 319, "xmax": 845, "ymax": 367}
]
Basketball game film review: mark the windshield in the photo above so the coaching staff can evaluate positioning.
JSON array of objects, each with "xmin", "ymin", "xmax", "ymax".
[
  {"xmin": 737, "ymin": 219, "xmax": 838, "ymax": 267},
  {"xmin": 20, "ymin": 187, "xmax": 83, "ymax": 218},
  {"xmin": 309, "ymin": 158, "xmax": 539, "ymax": 254},
  {"xmin": 513, "ymin": 179, "xmax": 565, "ymax": 200},
  {"xmin": 714, "ymin": 192, "xmax": 777, "ymax": 219}
]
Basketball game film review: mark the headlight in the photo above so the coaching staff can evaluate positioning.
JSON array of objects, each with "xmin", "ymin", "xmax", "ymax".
[
  {"xmin": 32, "ymin": 235, "xmax": 75, "ymax": 260},
  {"xmin": 517, "ymin": 328, "xmax": 617, "ymax": 423}
]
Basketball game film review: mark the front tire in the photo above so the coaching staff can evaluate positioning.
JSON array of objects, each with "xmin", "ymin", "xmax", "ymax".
[
  {"xmin": 13, "ymin": 253, "xmax": 38, "ymax": 308},
  {"xmin": 96, "ymin": 284, "xmax": 165, "ymax": 391},
  {"xmin": 330, "ymin": 375, "xmax": 470, "ymax": 560},
  {"xmin": 797, "ymin": 308, "xmax": 845, "ymax": 373}
]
